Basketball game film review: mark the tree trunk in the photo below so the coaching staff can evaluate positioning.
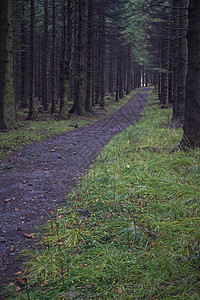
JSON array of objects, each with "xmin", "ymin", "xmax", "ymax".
[
  {"xmin": 181, "ymin": 0, "xmax": 200, "ymax": 148},
  {"xmin": 176, "ymin": 0, "xmax": 189, "ymax": 124},
  {"xmin": 119, "ymin": 48, "xmax": 124, "ymax": 99},
  {"xmin": 108, "ymin": 38, "xmax": 114, "ymax": 96},
  {"xmin": 42, "ymin": 0, "xmax": 48, "ymax": 111},
  {"xmin": 0, "ymin": 0, "xmax": 17, "ymax": 130},
  {"xmin": 94, "ymin": 16, "xmax": 101, "ymax": 105},
  {"xmin": 27, "ymin": 0, "xmax": 36, "ymax": 120},
  {"xmin": 115, "ymin": 47, "xmax": 120, "ymax": 102},
  {"xmin": 172, "ymin": 0, "xmax": 179, "ymax": 121},
  {"xmin": 99, "ymin": 2, "xmax": 106, "ymax": 108},
  {"xmin": 85, "ymin": 0, "xmax": 94, "ymax": 112},
  {"xmin": 50, "ymin": 0, "xmax": 57, "ymax": 114},
  {"xmin": 37, "ymin": 34, "xmax": 42, "ymax": 104},
  {"xmin": 126, "ymin": 46, "xmax": 131, "ymax": 95},
  {"xmin": 160, "ymin": 37, "xmax": 170, "ymax": 107},
  {"xmin": 72, "ymin": 0, "xmax": 86, "ymax": 115},
  {"xmin": 71, "ymin": 0, "xmax": 79, "ymax": 112},
  {"xmin": 60, "ymin": 0, "xmax": 73, "ymax": 119},
  {"xmin": 77, "ymin": 0, "xmax": 86, "ymax": 114}
]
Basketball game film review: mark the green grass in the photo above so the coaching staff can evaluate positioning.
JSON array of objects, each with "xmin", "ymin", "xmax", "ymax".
[
  {"xmin": 0, "ymin": 91, "xmax": 136, "ymax": 160},
  {"xmin": 6, "ymin": 90, "xmax": 200, "ymax": 299}
]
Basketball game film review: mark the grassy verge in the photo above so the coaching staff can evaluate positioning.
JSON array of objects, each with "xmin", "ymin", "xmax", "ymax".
[
  {"xmin": 0, "ymin": 91, "xmax": 136, "ymax": 160},
  {"xmin": 7, "ymin": 91, "xmax": 200, "ymax": 299}
]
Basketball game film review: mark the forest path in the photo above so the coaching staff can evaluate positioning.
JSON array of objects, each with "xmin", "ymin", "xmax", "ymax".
[{"xmin": 0, "ymin": 87, "xmax": 151, "ymax": 293}]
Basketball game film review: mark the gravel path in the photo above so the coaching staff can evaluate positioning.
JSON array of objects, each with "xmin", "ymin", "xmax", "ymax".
[{"xmin": 0, "ymin": 88, "xmax": 150, "ymax": 294}]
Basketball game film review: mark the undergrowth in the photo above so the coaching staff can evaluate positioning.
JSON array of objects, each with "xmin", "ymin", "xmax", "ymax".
[
  {"xmin": 7, "ymin": 90, "xmax": 200, "ymax": 299},
  {"xmin": 0, "ymin": 91, "xmax": 135, "ymax": 160}
]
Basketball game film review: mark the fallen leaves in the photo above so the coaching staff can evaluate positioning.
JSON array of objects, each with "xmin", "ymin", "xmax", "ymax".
[
  {"xmin": 117, "ymin": 287, "xmax": 123, "ymax": 295},
  {"xmin": 5, "ymin": 198, "xmax": 12, "ymax": 202},
  {"xmin": 16, "ymin": 278, "xmax": 26, "ymax": 286},
  {"xmin": 14, "ymin": 271, "xmax": 22, "ymax": 276},
  {"xmin": 23, "ymin": 233, "xmax": 34, "ymax": 239},
  {"xmin": 10, "ymin": 245, "xmax": 15, "ymax": 253}
]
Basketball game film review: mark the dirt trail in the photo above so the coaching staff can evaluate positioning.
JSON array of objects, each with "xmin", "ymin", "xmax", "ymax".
[{"xmin": 0, "ymin": 88, "xmax": 150, "ymax": 293}]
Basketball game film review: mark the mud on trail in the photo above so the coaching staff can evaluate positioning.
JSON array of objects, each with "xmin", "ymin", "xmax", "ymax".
[{"xmin": 0, "ymin": 88, "xmax": 150, "ymax": 294}]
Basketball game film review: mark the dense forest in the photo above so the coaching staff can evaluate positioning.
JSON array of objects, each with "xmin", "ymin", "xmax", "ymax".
[
  {"xmin": 0, "ymin": 1, "xmax": 200, "ymax": 298},
  {"xmin": 0, "ymin": 0, "xmax": 200, "ymax": 147}
]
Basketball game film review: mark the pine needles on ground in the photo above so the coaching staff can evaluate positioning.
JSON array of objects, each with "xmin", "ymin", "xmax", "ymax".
[{"xmin": 9, "ymin": 90, "xmax": 200, "ymax": 299}]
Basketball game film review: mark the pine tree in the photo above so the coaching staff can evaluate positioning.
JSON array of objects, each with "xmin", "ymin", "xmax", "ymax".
[
  {"xmin": 181, "ymin": 0, "xmax": 200, "ymax": 148},
  {"xmin": 0, "ymin": 0, "xmax": 17, "ymax": 130}
]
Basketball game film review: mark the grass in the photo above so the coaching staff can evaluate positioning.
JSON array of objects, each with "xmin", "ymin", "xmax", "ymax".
[
  {"xmin": 0, "ymin": 91, "xmax": 136, "ymax": 160},
  {"xmin": 5, "ymin": 90, "xmax": 200, "ymax": 299}
]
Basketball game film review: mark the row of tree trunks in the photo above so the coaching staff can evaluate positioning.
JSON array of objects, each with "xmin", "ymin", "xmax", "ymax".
[
  {"xmin": 1, "ymin": 0, "xmax": 144, "ymax": 130},
  {"xmin": 153, "ymin": 0, "xmax": 199, "ymax": 147},
  {"xmin": 157, "ymin": 1, "xmax": 188, "ymax": 116}
]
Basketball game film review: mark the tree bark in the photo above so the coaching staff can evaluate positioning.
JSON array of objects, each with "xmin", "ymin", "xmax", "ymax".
[
  {"xmin": 94, "ymin": 15, "xmax": 101, "ymax": 105},
  {"xmin": 19, "ymin": 1, "xmax": 28, "ymax": 109},
  {"xmin": 126, "ymin": 46, "xmax": 131, "ymax": 95},
  {"xmin": 71, "ymin": 0, "xmax": 79, "ymax": 112},
  {"xmin": 85, "ymin": 0, "xmax": 94, "ymax": 112},
  {"xmin": 172, "ymin": 0, "xmax": 179, "ymax": 122},
  {"xmin": 60, "ymin": 0, "xmax": 73, "ymax": 119},
  {"xmin": 181, "ymin": 0, "xmax": 200, "ymax": 148},
  {"xmin": 42, "ymin": 0, "xmax": 48, "ymax": 111},
  {"xmin": 176, "ymin": 0, "xmax": 188, "ymax": 125},
  {"xmin": 99, "ymin": 2, "xmax": 106, "ymax": 108},
  {"xmin": 77, "ymin": 0, "xmax": 86, "ymax": 114},
  {"xmin": 72, "ymin": 0, "xmax": 86, "ymax": 115},
  {"xmin": 108, "ymin": 38, "xmax": 115, "ymax": 96},
  {"xmin": 50, "ymin": 0, "xmax": 57, "ymax": 114},
  {"xmin": 27, "ymin": 0, "xmax": 36, "ymax": 120},
  {"xmin": 0, "ymin": 0, "xmax": 17, "ymax": 130},
  {"xmin": 119, "ymin": 52, "xmax": 124, "ymax": 99},
  {"xmin": 160, "ymin": 36, "xmax": 170, "ymax": 107}
]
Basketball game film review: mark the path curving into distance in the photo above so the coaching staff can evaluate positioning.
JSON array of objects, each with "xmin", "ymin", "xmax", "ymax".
[{"xmin": 0, "ymin": 87, "xmax": 151, "ymax": 293}]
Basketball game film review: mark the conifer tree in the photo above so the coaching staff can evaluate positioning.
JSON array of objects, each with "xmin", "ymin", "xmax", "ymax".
[{"xmin": 0, "ymin": 0, "xmax": 17, "ymax": 130}]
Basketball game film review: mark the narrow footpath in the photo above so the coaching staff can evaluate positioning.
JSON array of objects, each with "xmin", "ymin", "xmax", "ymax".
[{"xmin": 0, "ymin": 88, "xmax": 150, "ymax": 293}]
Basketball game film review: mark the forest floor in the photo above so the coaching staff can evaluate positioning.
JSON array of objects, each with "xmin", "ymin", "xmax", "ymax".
[{"xmin": 0, "ymin": 87, "xmax": 150, "ymax": 295}]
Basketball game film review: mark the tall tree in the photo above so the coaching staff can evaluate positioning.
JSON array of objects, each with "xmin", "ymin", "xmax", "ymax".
[
  {"xmin": 59, "ymin": 0, "xmax": 73, "ymax": 119},
  {"xmin": 172, "ymin": 0, "xmax": 179, "ymax": 122},
  {"xmin": 42, "ymin": 0, "xmax": 49, "ymax": 111},
  {"xmin": 181, "ymin": 0, "xmax": 200, "ymax": 148},
  {"xmin": 99, "ymin": 1, "xmax": 106, "ymax": 107},
  {"xmin": 85, "ymin": 0, "xmax": 94, "ymax": 112},
  {"xmin": 176, "ymin": 0, "xmax": 188, "ymax": 124},
  {"xmin": 0, "ymin": 0, "xmax": 17, "ymax": 130},
  {"xmin": 18, "ymin": 1, "xmax": 28, "ymax": 109},
  {"xmin": 50, "ymin": 0, "xmax": 57, "ymax": 114},
  {"xmin": 27, "ymin": 0, "xmax": 36, "ymax": 120},
  {"xmin": 76, "ymin": 0, "xmax": 86, "ymax": 114}
]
